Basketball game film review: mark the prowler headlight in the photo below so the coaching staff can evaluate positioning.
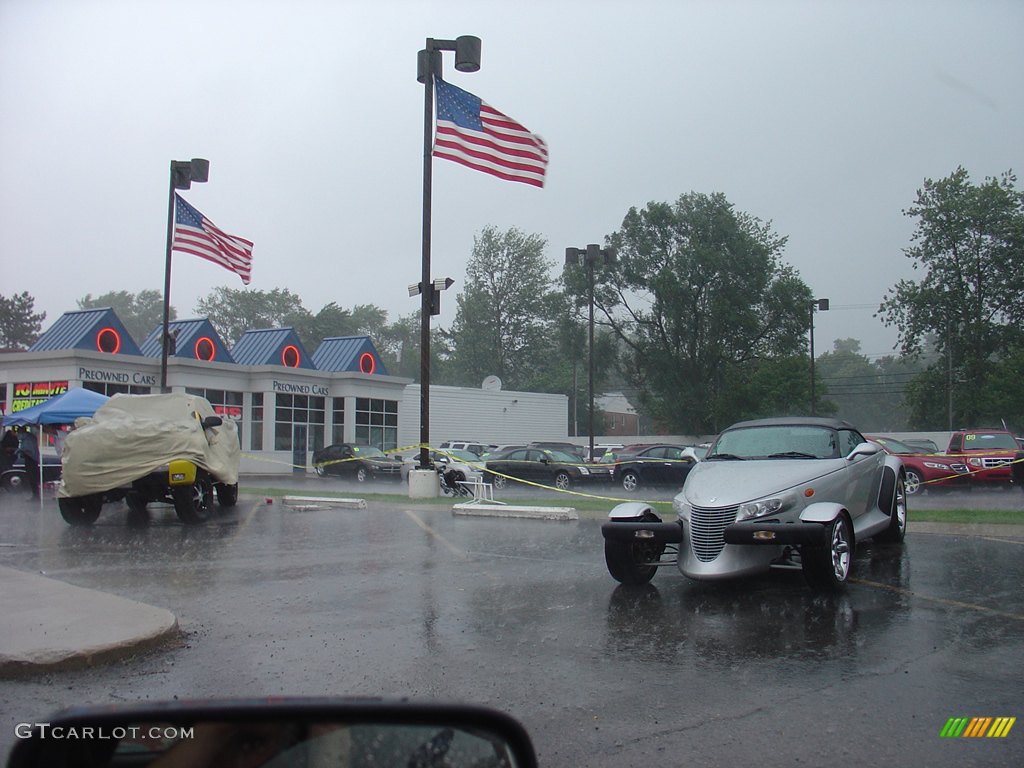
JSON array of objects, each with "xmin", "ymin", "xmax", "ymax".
[{"xmin": 737, "ymin": 497, "xmax": 787, "ymax": 521}]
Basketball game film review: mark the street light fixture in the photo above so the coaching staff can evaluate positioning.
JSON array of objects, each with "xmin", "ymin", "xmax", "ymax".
[
  {"xmin": 809, "ymin": 297, "xmax": 829, "ymax": 415},
  {"xmin": 566, "ymin": 244, "xmax": 616, "ymax": 463},
  {"xmin": 161, "ymin": 158, "xmax": 209, "ymax": 392},
  {"xmin": 414, "ymin": 36, "xmax": 481, "ymax": 472}
]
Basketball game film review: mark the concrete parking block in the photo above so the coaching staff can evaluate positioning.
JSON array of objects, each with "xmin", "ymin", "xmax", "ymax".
[{"xmin": 452, "ymin": 503, "xmax": 578, "ymax": 521}]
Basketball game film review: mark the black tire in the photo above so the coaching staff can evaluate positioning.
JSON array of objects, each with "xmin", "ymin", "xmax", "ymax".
[
  {"xmin": 1, "ymin": 470, "xmax": 30, "ymax": 494},
  {"xmin": 354, "ymin": 465, "xmax": 369, "ymax": 483},
  {"xmin": 314, "ymin": 464, "xmax": 326, "ymax": 477},
  {"xmin": 604, "ymin": 539, "xmax": 658, "ymax": 585},
  {"xmin": 216, "ymin": 483, "xmax": 238, "ymax": 508},
  {"xmin": 173, "ymin": 476, "xmax": 214, "ymax": 524},
  {"xmin": 876, "ymin": 476, "xmax": 908, "ymax": 544},
  {"xmin": 553, "ymin": 471, "xmax": 572, "ymax": 490},
  {"xmin": 904, "ymin": 469, "xmax": 923, "ymax": 496},
  {"xmin": 621, "ymin": 470, "xmax": 640, "ymax": 493},
  {"xmin": 125, "ymin": 492, "xmax": 148, "ymax": 515},
  {"xmin": 58, "ymin": 494, "xmax": 103, "ymax": 526},
  {"xmin": 802, "ymin": 515, "xmax": 853, "ymax": 591}
]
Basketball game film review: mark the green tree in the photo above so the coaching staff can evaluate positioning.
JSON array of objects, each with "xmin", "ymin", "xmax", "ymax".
[
  {"xmin": 0, "ymin": 291, "xmax": 46, "ymax": 349},
  {"xmin": 879, "ymin": 168, "xmax": 1024, "ymax": 427},
  {"xmin": 590, "ymin": 192, "xmax": 813, "ymax": 434},
  {"xmin": 194, "ymin": 287, "xmax": 308, "ymax": 346},
  {"xmin": 373, "ymin": 312, "xmax": 449, "ymax": 382},
  {"xmin": 446, "ymin": 226, "xmax": 558, "ymax": 390},
  {"xmin": 78, "ymin": 289, "xmax": 171, "ymax": 343}
]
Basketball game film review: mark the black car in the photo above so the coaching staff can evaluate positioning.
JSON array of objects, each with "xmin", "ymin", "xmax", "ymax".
[
  {"xmin": 1, "ymin": 455, "xmax": 62, "ymax": 493},
  {"xmin": 312, "ymin": 443, "xmax": 403, "ymax": 483},
  {"xmin": 485, "ymin": 448, "xmax": 594, "ymax": 491},
  {"xmin": 613, "ymin": 444, "xmax": 696, "ymax": 492}
]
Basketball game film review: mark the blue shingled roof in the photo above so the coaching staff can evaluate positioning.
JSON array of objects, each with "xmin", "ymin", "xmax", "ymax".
[
  {"xmin": 231, "ymin": 328, "xmax": 315, "ymax": 369},
  {"xmin": 29, "ymin": 309, "xmax": 143, "ymax": 356},
  {"xmin": 312, "ymin": 336, "xmax": 388, "ymax": 375},
  {"xmin": 140, "ymin": 318, "xmax": 235, "ymax": 364}
]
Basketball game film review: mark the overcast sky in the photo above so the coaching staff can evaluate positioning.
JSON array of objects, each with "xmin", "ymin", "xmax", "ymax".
[{"xmin": 2, "ymin": 0, "xmax": 1021, "ymax": 361}]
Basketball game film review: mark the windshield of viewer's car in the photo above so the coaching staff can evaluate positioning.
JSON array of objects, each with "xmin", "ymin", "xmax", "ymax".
[{"xmin": 710, "ymin": 426, "xmax": 838, "ymax": 460}]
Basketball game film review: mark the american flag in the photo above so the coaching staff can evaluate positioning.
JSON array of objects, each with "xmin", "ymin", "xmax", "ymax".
[
  {"xmin": 433, "ymin": 79, "xmax": 548, "ymax": 188},
  {"xmin": 172, "ymin": 195, "xmax": 254, "ymax": 285}
]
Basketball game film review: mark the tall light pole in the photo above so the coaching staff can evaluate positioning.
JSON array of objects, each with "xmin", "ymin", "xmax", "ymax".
[
  {"xmin": 161, "ymin": 158, "xmax": 209, "ymax": 392},
  {"xmin": 566, "ymin": 244, "xmax": 616, "ymax": 462},
  {"xmin": 809, "ymin": 297, "xmax": 829, "ymax": 415},
  {"xmin": 414, "ymin": 36, "xmax": 481, "ymax": 472}
]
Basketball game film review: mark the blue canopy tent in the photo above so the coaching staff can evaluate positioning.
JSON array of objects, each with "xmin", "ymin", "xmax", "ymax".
[
  {"xmin": 3, "ymin": 388, "xmax": 110, "ymax": 427},
  {"xmin": 3, "ymin": 388, "xmax": 109, "ymax": 505}
]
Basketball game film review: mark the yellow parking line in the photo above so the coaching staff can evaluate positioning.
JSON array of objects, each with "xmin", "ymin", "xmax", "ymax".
[
  {"xmin": 850, "ymin": 578, "xmax": 1024, "ymax": 621},
  {"xmin": 403, "ymin": 510, "xmax": 467, "ymax": 558}
]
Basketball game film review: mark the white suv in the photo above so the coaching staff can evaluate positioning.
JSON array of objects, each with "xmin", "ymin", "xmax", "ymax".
[{"xmin": 437, "ymin": 440, "xmax": 492, "ymax": 457}]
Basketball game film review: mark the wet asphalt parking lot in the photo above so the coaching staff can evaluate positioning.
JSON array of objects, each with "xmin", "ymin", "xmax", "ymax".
[{"xmin": 1, "ymin": 480, "xmax": 1023, "ymax": 767}]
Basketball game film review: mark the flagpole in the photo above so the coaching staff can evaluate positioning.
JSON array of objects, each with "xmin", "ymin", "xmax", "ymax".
[
  {"xmin": 161, "ymin": 159, "xmax": 209, "ymax": 392},
  {"xmin": 161, "ymin": 165, "xmax": 176, "ymax": 393},
  {"xmin": 416, "ymin": 37, "xmax": 480, "ymax": 473},
  {"xmin": 417, "ymin": 41, "xmax": 435, "ymax": 471}
]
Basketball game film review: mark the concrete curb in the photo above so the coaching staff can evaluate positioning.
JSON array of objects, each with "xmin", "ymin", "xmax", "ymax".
[
  {"xmin": 0, "ymin": 566, "xmax": 179, "ymax": 678},
  {"xmin": 282, "ymin": 495, "xmax": 368, "ymax": 509},
  {"xmin": 453, "ymin": 504, "xmax": 578, "ymax": 521}
]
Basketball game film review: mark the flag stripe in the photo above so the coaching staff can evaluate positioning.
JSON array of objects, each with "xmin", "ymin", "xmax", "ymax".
[
  {"xmin": 432, "ymin": 78, "xmax": 548, "ymax": 187},
  {"xmin": 436, "ymin": 123, "xmax": 548, "ymax": 163},
  {"xmin": 171, "ymin": 195, "xmax": 253, "ymax": 285},
  {"xmin": 433, "ymin": 143, "xmax": 546, "ymax": 186}
]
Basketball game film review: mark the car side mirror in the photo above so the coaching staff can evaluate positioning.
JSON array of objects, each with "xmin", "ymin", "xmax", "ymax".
[
  {"xmin": 7, "ymin": 698, "xmax": 539, "ymax": 768},
  {"xmin": 847, "ymin": 441, "xmax": 881, "ymax": 461},
  {"xmin": 201, "ymin": 416, "xmax": 223, "ymax": 429}
]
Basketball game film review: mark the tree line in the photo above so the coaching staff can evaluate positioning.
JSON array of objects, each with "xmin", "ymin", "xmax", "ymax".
[{"xmin": 3, "ymin": 167, "xmax": 1021, "ymax": 434}]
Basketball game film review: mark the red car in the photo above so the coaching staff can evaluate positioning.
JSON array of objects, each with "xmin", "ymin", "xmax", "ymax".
[
  {"xmin": 867, "ymin": 435, "xmax": 969, "ymax": 495},
  {"xmin": 944, "ymin": 429, "xmax": 1019, "ymax": 486}
]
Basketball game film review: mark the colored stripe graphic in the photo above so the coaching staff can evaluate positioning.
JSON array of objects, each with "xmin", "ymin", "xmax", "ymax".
[{"xmin": 941, "ymin": 717, "xmax": 1015, "ymax": 738}]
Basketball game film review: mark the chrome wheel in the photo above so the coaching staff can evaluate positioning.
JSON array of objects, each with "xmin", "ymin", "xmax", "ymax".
[
  {"xmin": 828, "ymin": 516, "xmax": 852, "ymax": 582},
  {"xmin": 621, "ymin": 471, "xmax": 639, "ymax": 493},
  {"xmin": 554, "ymin": 471, "xmax": 571, "ymax": 490},
  {"xmin": 904, "ymin": 469, "xmax": 922, "ymax": 495}
]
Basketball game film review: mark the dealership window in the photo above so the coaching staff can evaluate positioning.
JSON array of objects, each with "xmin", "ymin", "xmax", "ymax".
[
  {"xmin": 332, "ymin": 397, "xmax": 345, "ymax": 445},
  {"xmin": 274, "ymin": 394, "xmax": 325, "ymax": 452},
  {"xmin": 83, "ymin": 382, "xmax": 152, "ymax": 397},
  {"xmin": 250, "ymin": 393, "xmax": 264, "ymax": 451},
  {"xmin": 186, "ymin": 388, "xmax": 244, "ymax": 445},
  {"xmin": 354, "ymin": 397, "xmax": 397, "ymax": 451}
]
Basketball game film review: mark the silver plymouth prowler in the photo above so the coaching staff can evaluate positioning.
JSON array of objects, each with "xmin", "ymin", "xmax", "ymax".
[{"xmin": 601, "ymin": 417, "xmax": 907, "ymax": 590}]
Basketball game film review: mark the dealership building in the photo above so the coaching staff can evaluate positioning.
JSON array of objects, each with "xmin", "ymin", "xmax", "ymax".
[{"xmin": 0, "ymin": 308, "xmax": 569, "ymax": 475}]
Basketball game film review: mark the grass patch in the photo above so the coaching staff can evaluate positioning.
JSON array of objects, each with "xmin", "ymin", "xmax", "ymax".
[
  {"xmin": 909, "ymin": 508, "xmax": 1024, "ymax": 525},
  {"xmin": 243, "ymin": 487, "xmax": 1023, "ymax": 525}
]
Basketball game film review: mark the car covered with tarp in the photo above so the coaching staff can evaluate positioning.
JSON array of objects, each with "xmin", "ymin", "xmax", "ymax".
[{"xmin": 58, "ymin": 393, "xmax": 240, "ymax": 525}]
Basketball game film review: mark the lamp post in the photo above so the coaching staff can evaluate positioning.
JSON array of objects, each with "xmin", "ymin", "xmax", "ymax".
[
  {"xmin": 415, "ymin": 35, "xmax": 481, "ymax": 471},
  {"xmin": 566, "ymin": 244, "xmax": 616, "ymax": 462},
  {"xmin": 161, "ymin": 158, "xmax": 209, "ymax": 392},
  {"xmin": 808, "ymin": 297, "xmax": 829, "ymax": 415}
]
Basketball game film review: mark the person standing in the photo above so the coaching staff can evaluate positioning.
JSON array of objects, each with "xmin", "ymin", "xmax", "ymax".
[
  {"xmin": 18, "ymin": 427, "xmax": 40, "ymax": 498},
  {"xmin": 1, "ymin": 428, "xmax": 18, "ymax": 472}
]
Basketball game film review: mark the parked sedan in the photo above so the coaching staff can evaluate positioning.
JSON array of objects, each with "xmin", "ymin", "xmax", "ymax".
[
  {"xmin": 400, "ymin": 449, "xmax": 484, "ymax": 485},
  {"xmin": 613, "ymin": 444, "xmax": 696, "ymax": 492},
  {"xmin": 485, "ymin": 448, "xmax": 593, "ymax": 490},
  {"xmin": 312, "ymin": 443, "xmax": 403, "ymax": 483},
  {"xmin": 602, "ymin": 417, "xmax": 907, "ymax": 590},
  {"xmin": 867, "ymin": 435, "xmax": 969, "ymax": 494}
]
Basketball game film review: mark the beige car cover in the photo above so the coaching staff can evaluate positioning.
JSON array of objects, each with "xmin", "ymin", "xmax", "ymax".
[{"xmin": 59, "ymin": 393, "xmax": 240, "ymax": 498}]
